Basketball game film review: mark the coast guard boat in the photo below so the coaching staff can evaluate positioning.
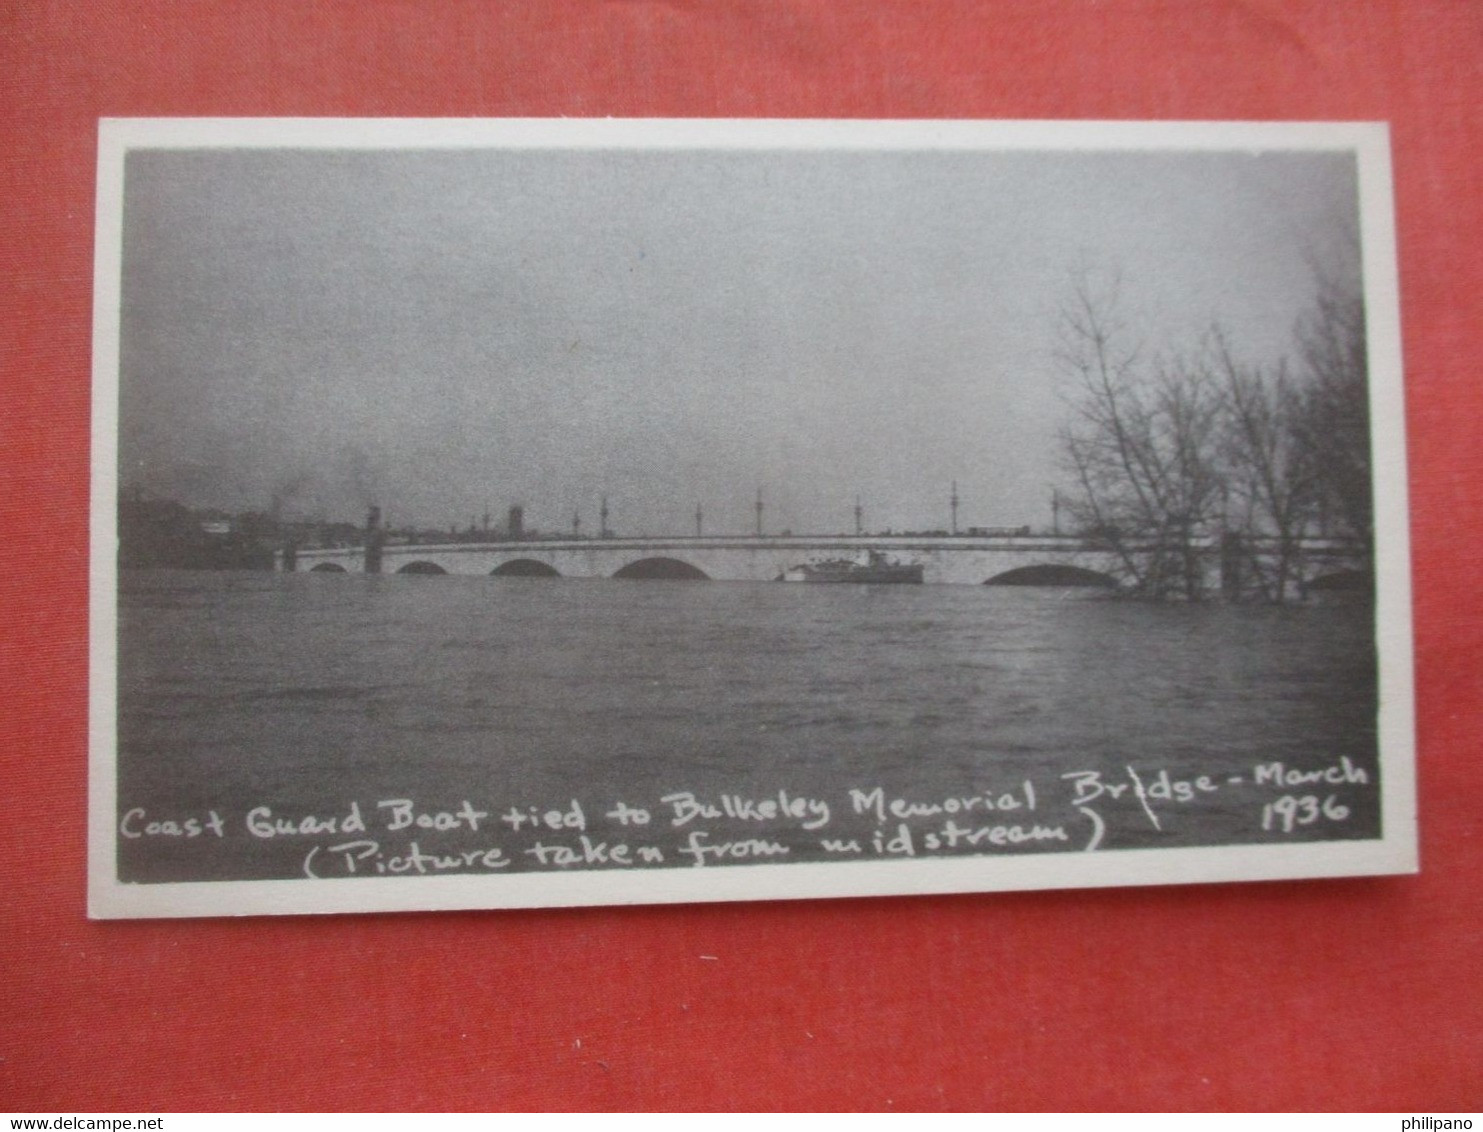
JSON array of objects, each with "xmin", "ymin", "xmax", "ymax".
[{"xmin": 782, "ymin": 550, "xmax": 924, "ymax": 584}]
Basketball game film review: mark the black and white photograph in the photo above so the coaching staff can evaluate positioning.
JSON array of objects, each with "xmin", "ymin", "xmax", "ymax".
[{"xmin": 89, "ymin": 119, "xmax": 1415, "ymax": 918}]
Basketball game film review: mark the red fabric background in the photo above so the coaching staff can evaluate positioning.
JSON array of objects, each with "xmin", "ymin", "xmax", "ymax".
[{"xmin": 2, "ymin": 0, "xmax": 1480, "ymax": 1112}]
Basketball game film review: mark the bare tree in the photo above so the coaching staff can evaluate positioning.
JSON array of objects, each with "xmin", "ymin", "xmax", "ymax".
[
  {"xmin": 1056, "ymin": 260, "xmax": 1372, "ymax": 602},
  {"xmin": 1056, "ymin": 273, "xmax": 1223, "ymax": 599},
  {"xmin": 1212, "ymin": 332, "xmax": 1312, "ymax": 601},
  {"xmin": 1294, "ymin": 277, "xmax": 1371, "ymax": 550}
]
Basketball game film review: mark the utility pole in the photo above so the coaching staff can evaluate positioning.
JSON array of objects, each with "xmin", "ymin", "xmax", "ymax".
[
  {"xmin": 1051, "ymin": 488, "xmax": 1061, "ymax": 536},
  {"xmin": 854, "ymin": 494, "xmax": 863, "ymax": 537},
  {"xmin": 572, "ymin": 510, "xmax": 581, "ymax": 537},
  {"xmin": 695, "ymin": 503, "xmax": 703, "ymax": 538},
  {"xmin": 600, "ymin": 495, "xmax": 610, "ymax": 539},
  {"xmin": 950, "ymin": 480, "xmax": 960, "ymax": 536},
  {"xmin": 755, "ymin": 487, "xmax": 763, "ymax": 538}
]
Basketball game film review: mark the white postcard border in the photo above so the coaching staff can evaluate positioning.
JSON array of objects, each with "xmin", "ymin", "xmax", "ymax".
[{"xmin": 89, "ymin": 118, "xmax": 1416, "ymax": 919}]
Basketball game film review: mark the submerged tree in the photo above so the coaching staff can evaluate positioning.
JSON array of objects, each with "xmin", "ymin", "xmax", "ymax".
[
  {"xmin": 1213, "ymin": 333, "xmax": 1311, "ymax": 601},
  {"xmin": 1056, "ymin": 267, "xmax": 1371, "ymax": 602},
  {"xmin": 1056, "ymin": 273, "xmax": 1224, "ymax": 599},
  {"xmin": 1294, "ymin": 275, "xmax": 1371, "ymax": 549}
]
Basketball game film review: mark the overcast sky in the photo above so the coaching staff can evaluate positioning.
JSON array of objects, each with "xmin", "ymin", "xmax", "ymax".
[{"xmin": 118, "ymin": 142, "xmax": 1359, "ymax": 535}]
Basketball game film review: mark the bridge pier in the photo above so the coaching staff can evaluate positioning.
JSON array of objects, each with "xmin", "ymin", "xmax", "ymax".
[{"xmin": 364, "ymin": 507, "xmax": 384, "ymax": 575}]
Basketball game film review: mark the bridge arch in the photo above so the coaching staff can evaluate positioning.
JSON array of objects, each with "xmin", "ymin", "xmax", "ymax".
[
  {"xmin": 308, "ymin": 562, "xmax": 347, "ymax": 573},
  {"xmin": 492, "ymin": 559, "xmax": 560, "ymax": 577},
  {"xmin": 396, "ymin": 561, "xmax": 448, "ymax": 575},
  {"xmin": 612, "ymin": 557, "xmax": 710, "ymax": 580},
  {"xmin": 985, "ymin": 564, "xmax": 1117, "ymax": 587}
]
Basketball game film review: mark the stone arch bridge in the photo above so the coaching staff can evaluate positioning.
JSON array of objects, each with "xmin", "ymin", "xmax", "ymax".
[{"xmin": 285, "ymin": 534, "xmax": 1367, "ymax": 591}]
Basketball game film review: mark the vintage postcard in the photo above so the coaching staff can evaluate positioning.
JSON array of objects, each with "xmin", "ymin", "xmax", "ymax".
[{"xmin": 89, "ymin": 119, "xmax": 1415, "ymax": 918}]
